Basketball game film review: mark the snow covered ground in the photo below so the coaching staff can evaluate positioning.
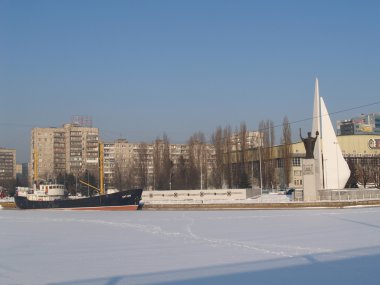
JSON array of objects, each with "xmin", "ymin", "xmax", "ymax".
[{"xmin": 1, "ymin": 207, "xmax": 380, "ymax": 285}]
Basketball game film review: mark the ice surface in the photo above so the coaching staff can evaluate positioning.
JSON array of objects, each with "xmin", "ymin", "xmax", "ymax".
[{"xmin": 1, "ymin": 207, "xmax": 380, "ymax": 285}]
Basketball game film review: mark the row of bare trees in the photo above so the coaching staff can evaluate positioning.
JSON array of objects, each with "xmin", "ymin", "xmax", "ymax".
[
  {"xmin": 346, "ymin": 157, "xmax": 380, "ymax": 188},
  {"xmin": 210, "ymin": 123, "xmax": 251, "ymax": 189},
  {"xmin": 209, "ymin": 117, "xmax": 292, "ymax": 190},
  {"xmin": 106, "ymin": 117, "xmax": 294, "ymax": 191},
  {"xmin": 110, "ymin": 132, "xmax": 210, "ymax": 190}
]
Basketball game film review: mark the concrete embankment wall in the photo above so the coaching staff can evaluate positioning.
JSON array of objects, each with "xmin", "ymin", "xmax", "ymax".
[
  {"xmin": 142, "ymin": 188, "xmax": 260, "ymax": 204},
  {"xmin": 141, "ymin": 188, "xmax": 380, "ymax": 210},
  {"xmin": 143, "ymin": 199, "xmax": 380, "ymax": 210}
]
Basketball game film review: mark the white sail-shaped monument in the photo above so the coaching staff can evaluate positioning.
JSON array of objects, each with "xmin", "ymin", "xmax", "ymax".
[
  {"xmin": 312, "ymin": 78, "xmax": 323, "ymax": 190},
  {"xmin": 311, "ymin": 79, "xmax": 351, "ymax": 190},
  {"xmin": 320, "ymin": 97, "xmax": 351, "ymax": 189}
]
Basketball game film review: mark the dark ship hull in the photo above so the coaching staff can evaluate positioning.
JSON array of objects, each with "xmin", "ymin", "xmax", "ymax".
[{"xmin": 14, "ymin": 189, "xmax": 143, "ymax": 210}]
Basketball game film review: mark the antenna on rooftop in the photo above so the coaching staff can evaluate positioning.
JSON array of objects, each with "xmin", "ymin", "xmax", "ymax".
[{"xmin": 71, "ymin": 115, "xmax": 93, "ymax": 127}]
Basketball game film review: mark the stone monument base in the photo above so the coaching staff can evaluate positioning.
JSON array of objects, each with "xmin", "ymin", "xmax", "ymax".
[{"xmin": 302, "ymin": 159, "xmax": 317, "ymax": 201}]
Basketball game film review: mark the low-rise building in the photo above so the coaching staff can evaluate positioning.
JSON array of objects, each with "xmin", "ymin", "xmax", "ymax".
[
  {"xmin": 337, "ymin": 113, "xmax": 380, "ymax": 135},
  {"xmin": 0, "ymin": 147, "xmax": 16, "ymax": 185}
]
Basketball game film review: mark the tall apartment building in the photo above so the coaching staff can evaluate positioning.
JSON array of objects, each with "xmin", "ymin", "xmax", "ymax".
[
  {"xmin": 30, "ymin": 122, "xmax": 99, "ymax": 184},
  {"xmin": 0, "ymin": 147, "xmax": 16, "ymax": 183},
  {"xmin": 31, "ymin": 127, "xmax": 62, "ymax": 182},
  {"xmin": 63, "ymin": 123, "xmax": 99, "ymax": 175}
]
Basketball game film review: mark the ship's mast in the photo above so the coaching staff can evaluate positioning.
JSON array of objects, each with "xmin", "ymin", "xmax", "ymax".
[
  {"xmin": 33, "ymin": 146, "xmax": 38, "ymax": 184},
  {"xmin": 79, "ymin": 142, "xmax": 105, "ymax": 195}
]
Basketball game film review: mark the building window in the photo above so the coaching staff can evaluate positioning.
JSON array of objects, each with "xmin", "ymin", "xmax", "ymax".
[{"xmin": 292, "ymin": 157, "xmax": 301, "ymax": 166}]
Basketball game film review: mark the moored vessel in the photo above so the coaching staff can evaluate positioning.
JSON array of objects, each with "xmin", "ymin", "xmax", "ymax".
[
  {"xmin": 14, "ymin": 185, "xmax": 142, "ymax": 210},
  {"xmin": 15, "ymin": 143, "xmax": 143, "ymax": 210}
]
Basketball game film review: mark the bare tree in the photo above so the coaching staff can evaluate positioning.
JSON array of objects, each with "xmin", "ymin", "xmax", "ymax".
[
  {"xmin": 112, "ymin": 162, "xmax": 123, "ymax": 190},
  {"xmin": 113, "ymin": 149, "xmax": 138, "ymax": 190},
  {"xmin": 210, "ymin": 127, "xmax": 224, "ymax": 188},
  {"xmin": 124, "ymin": 161, "xmax": 138, "ymax": 189},
  {"xmin": 238, "ymin": 122, "xmax": 250, "ymax": 188},
  {"xmin": 259, "ymin": 120, "xmax": 276, "ymax": 189},
  {"xmin": 153, "ymin": 134, "xmax": 172, "ymax": 190},
  {"xmin": 172, "ymin": 155, "xmax": 188, "ymax": 190},
  {"xmin": 187, "ymin": 138, "xmax": 199, "ymax": 190},
  {"xmin": 153, "ymin": 138, "xmax": 161, "ymax": 190},
  {"xmin": 357, "ymin": 158, "xmax": 372, "ymax": 188},
  {"xmin": 223, "ymin": 125, "xmax": 233, "ymax": 188},
  {"xmin": 136, "ymin": 143, "xmax": 149, "ymax": 189},
  {"xmin": 232, "ymin": 126, "xmax": 240, "ymax": 188},
  {"xmin": 280, "ymin": 116, "xmax": 292, "ymax": 188},
  {"xmin": 374, "ymin": 162, "xmax": 380, "ymax": 188},
  {"xmin": 187, "ymin": 132, "xmax": 206, "ymax": 189},
  {"xmin": 162, "ymin": 133, "xmax": 172, "ymax": 190}
]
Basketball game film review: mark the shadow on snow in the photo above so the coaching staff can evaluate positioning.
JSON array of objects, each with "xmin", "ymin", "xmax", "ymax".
[{"xmin": 51, "ymin": 246, "xmax": 380, "ymax": 285}]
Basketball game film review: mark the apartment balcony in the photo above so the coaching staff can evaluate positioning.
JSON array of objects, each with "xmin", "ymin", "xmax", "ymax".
[
  {"xmin": 53, "ymin": 146, "xmax": 65, "ymax": 151},
  {"xmin": 54, "ymin": 163, "xmax": 65, "ymax": 169},
  {"xmin": 70, "ymin": 137, "xmax": 82, "ymax": 142}
]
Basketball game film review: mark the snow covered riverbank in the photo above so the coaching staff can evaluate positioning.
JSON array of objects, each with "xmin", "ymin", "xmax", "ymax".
[{"xmin": 1, "ymin": 208, "xmax": 380, "ymax": 284}]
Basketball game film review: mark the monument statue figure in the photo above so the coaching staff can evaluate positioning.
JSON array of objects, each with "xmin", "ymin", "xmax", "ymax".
[{"xmin": 300, "ymin": 128, "xmax": 319, "ymax": 159}]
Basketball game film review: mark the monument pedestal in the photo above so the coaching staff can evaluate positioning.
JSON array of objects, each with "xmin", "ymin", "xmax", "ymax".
[{"xmin": 302, "ymin": 159, "xmax": 317, "ymax": 201}]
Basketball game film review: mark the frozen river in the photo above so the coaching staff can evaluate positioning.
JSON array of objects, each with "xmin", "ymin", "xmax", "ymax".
[{"xmin": 1, "ymin": 207, "xmax": 380, "ymax": 285}]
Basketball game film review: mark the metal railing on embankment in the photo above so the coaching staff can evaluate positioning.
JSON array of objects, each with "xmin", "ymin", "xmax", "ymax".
[{"xmin": 318, "ymin": 189, "xmax": 380, "ymax": 201}]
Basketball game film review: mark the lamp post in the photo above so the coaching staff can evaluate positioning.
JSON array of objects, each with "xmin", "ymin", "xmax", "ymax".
[
  {"xmin": 87, "ymin": 171, "xmax": 89, "ymax": 197},
  {"xmin": 251, "ymin": 153, "xmax": 254, "ymax": 189},
  {"xmin": 250, "ymin": 137, "xmax": 255, "ymax": 189},
  {"xmin": 334, "ymin": 141, "xmax": 339, "ymax": 189},
  {"xmin": 259, "ymin": 145, "xmax": 263, "ymax": 195},
  {"xmin": 323, "ymin": 158, "xmax": 328, "ymax": 189},
  {"xmin": 200, "ymin": 160, "xmax": 203, "ymax": 190},
  {"xmin": 169, "ymin": 160, "xmax": 173, "ymax": 191}
]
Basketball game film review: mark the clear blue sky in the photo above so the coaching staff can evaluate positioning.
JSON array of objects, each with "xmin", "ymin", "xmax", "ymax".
[{"xmin": 1, "ymin": 0, "xmax": 380, "ymax": 162}]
